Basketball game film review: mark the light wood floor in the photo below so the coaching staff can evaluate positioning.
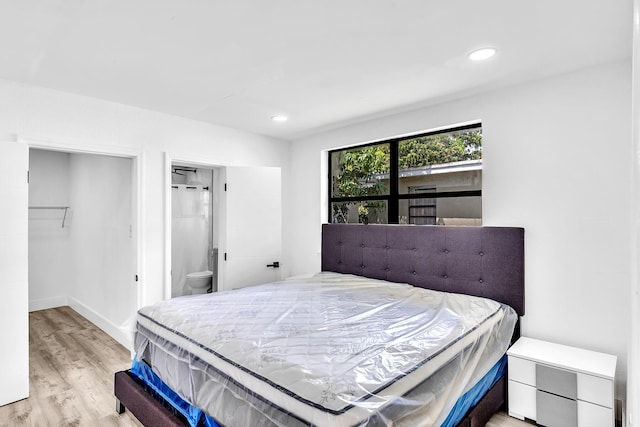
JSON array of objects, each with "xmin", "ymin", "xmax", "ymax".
[
  {"xmin": 486, "ymin": 412, "xmax": 534, "ymax": 427},
  {"xmin": 0, "ymin": 307, "xmax": 532, "ymax": 427},
  {"xmin": 0, "ymin": 306, "xmax": 141, "ymax": 426}
]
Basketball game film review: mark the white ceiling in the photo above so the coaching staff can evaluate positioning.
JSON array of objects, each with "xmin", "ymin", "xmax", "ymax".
[{"xmin": 0, "ymin": 1, "xmax": 632, "ymax": 140}]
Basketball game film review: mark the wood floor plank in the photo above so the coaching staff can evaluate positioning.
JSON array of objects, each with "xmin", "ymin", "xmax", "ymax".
[{"xmin": 0, "ymin": 306, "xmax": 530, "ymax": 426}]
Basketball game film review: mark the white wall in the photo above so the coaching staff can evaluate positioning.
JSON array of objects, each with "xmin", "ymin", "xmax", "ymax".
[
  {"xmin": 0, "ymin": 79, "xmax": 291, "ymax": 304},
  {"xmin": 28, "ymin": 149, "xmax": 72, "ymax": 311},
  {"xmin": 629, "ymin": 1, "xmax": 640, "ymax": 424},
  {"xmin": 67, "ymin": 153, "xmax": 136, "ymax": 346},
  {"xmin": 289, "ymin": 60, "xmax": 632, "ymax": 401},
  {"xmin": 0, "ymin": 79, "xmax": 291, "ymax": 404}
]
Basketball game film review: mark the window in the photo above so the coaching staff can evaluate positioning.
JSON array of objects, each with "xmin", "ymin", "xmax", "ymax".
[{"xmin": 329, "ymin": 124, "xmax": 482, "ymax": 225}]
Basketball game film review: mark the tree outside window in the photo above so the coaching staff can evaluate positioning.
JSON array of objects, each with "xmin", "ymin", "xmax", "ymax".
[{"xmin": 329, "ymin": 124, "xmax": 482, "ymax": 225}]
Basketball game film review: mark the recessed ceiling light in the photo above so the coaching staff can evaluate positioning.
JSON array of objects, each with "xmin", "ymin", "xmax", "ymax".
[
  {"xmin": 467, "ymin": 47, "xmax": 497, "ymax": 61},
  {"xmin": 271, "ymin": 115, "xmax": 288, "ymax": 122}
]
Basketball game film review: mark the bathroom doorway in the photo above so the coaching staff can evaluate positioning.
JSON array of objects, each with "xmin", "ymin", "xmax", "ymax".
[
  {"xmin": 170, "ymin": 163, "xmax": 220, "ymax": 297},
  {"xmin": 164, "ymin": 153, "xmax": 282, "ymax": 298}
]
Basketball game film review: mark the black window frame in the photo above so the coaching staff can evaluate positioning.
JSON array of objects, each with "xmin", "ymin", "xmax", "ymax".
[{"xmin": 328, "ymin": 123, "xmax": 482, "ymax": 224}]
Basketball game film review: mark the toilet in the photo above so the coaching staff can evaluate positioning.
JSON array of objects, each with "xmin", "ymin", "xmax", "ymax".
[{"xmin": 185, "ymin": 270, "xmax": 213, "ymax": 294}]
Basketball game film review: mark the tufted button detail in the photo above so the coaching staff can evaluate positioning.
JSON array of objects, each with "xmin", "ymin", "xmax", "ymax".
[
  {"xmin": 385, "ymin": 245, "xmax": 390, "ymax": 250},
  {"xmin": 443, "ymin": 274, "xmax": 448, "ymax": 279},
  {"xmin": 361, "ymin": 244, "xmax": 365, "ymax": 248},
  {"xmin": 360, "ymin": 264, "xmax": 365, "ymax": 269},
  {"xmin": 412, "ymin": 271, "xmax": 417, "ymax": 275},
  {"xmin": 479, "ymin": 252, "xmax": 484, "ymax": 256},
  {"xmin": 479, "ymin": 278, "xmax": 484, "ymax": 283},
  {"xmin": 385, "ymin": 267, "xmax": 390, "ymax": 272},
  {"xmin": 412, "ymin": 248, "xmax": 418, "ymax": 252},
  {"xmin": 444, "ymin": 249, "xmax": 449, "ymax": 254}
]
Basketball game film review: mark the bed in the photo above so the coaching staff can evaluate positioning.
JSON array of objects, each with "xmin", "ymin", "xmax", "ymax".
[{"xmin": 115, "ymin": 224, "xmax": 525, "ymax": 427}]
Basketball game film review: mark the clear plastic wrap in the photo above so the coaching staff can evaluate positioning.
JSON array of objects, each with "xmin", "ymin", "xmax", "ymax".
[{"xmin": 135, "ymin": 272, "xmax": 516, "ymax": 426}]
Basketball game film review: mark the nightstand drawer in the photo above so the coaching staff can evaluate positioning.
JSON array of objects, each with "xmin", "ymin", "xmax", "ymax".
[
  {"xmin": 577, "ymin": 373, "xmax": 613, "ymax": 408},
  {"xmin": 508, "ymin": 356, "xmax": 535, "ymax": 386},
  {"xmin": 537, "ymin": 364, "xmax": 577, "ymax": 399},
  {"xmin": 537, "ymin": 389, "xmax": 577, "ymax": 427},
  {"xmin": 508, "ymin": 380, "xmax": 536, "ymax": 420},
  {"xmin": 577, "ymin": 400, "xmax": 613, "ymax": 427}
]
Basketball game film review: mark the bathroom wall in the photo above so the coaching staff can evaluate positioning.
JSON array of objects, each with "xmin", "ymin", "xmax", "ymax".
[{"xmin": 28, "ymin": 149, "xmax": 72, "ymax": 311}]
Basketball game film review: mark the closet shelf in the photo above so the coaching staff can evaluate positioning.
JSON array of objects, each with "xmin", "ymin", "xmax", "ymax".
[{"xmin": 28, "ymin": 206, "xmax": 70, "ymax": 228}]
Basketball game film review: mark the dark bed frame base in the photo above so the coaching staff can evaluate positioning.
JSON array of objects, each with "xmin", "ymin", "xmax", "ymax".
[
  {"xmin": 114, "ymin": 370, "xmax": 507, "ymax": 427},
  {"xmin": 115, "ymin": 224, "xmax": 523, "ymax": 427},
  {"xmin": 115, "ymin": 370, "xmax": 186, "ymax": 427}
]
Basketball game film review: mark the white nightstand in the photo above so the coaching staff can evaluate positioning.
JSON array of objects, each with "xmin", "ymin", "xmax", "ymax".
[{"xmin": 507, "ymin": 337, "xmax": 616, "ymax": 427}]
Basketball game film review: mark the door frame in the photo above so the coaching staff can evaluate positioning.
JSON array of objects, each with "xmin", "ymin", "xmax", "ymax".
[
  {"xmin": 25, "ymin": 137, "xmax": 144, "ymax": 316},
  {"xmin": 164, "ymin": 152, "xmax": 227, "ymax": 300}
]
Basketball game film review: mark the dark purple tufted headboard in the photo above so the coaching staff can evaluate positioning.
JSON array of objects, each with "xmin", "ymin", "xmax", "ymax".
[{"xmin": 321, "ymin": 224, "xmax": 525, "ymax": 316}]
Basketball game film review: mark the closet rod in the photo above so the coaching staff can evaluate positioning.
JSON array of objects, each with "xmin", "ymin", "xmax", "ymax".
[
  {"xmin": 28, "ymin": 206, "xmax": 70, "ymax": 228},
  {"xmin": 172, "ymin": 167, "xmax": 197, "ymax": 175},
  {"xmin": 171, "ymin": 185, "xmax": 209, "ymax": 190}
]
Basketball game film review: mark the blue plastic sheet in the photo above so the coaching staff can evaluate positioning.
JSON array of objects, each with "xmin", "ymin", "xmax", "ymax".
[
  {"xmin": 441, "ymin": 355, "xmax": 507, "ymax": 427},
  {"xmin": 130, "ymin": 358, "xmax": 220, "ymax": 427}
]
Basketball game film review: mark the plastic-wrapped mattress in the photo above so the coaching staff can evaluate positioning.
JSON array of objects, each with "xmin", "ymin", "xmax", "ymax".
[{"xmin": 135, "ymin": 272, "xmax": 517, "ymax": 426}]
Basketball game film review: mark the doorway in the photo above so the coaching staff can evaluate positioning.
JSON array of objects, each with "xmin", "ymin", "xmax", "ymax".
[
  {"xmin": 170, "ymin": 163, "xmax": 220, "ymax": 297},
  {"xmin": 164, "ymin": 154, "xmax": 282, "ymax": 297},
  {"xmin": 28, "ymin": 145, "xmax": 140, "ymax": 349}
]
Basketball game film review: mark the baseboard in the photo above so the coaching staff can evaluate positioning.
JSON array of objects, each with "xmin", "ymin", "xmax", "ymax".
[
  {"xmin": 67, "ymin": 296, "xmax": 134, "ymax": 350},
  {"xmin": 29, "ymin": 295, "xmax": 68, "ymax": 312}
]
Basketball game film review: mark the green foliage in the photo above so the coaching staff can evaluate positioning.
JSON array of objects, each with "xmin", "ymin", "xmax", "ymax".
[
  {"xmin": 330, "ymin": 129, "xmax": 481, "ymax": 223},
  {"xmin": 398, "ymin": 130, "xmax": 482, "ymax": 169},
  {"xmin": 332, "ymin": 145, "xmax": 389, "ymax": 197},
  {"xmin": 331, "ymin": 145, "xmax": 390, "ymax": 223}
]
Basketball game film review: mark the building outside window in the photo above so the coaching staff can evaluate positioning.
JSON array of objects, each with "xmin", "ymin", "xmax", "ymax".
[{"xmin": 329, "ymin": 124, "xmax": 482, "ymax": 225}]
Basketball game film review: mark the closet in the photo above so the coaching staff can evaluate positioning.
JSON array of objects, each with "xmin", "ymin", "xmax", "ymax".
[{"xmin": 28, "ymin": 148, "xmax": 136, "ymax": 347}]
